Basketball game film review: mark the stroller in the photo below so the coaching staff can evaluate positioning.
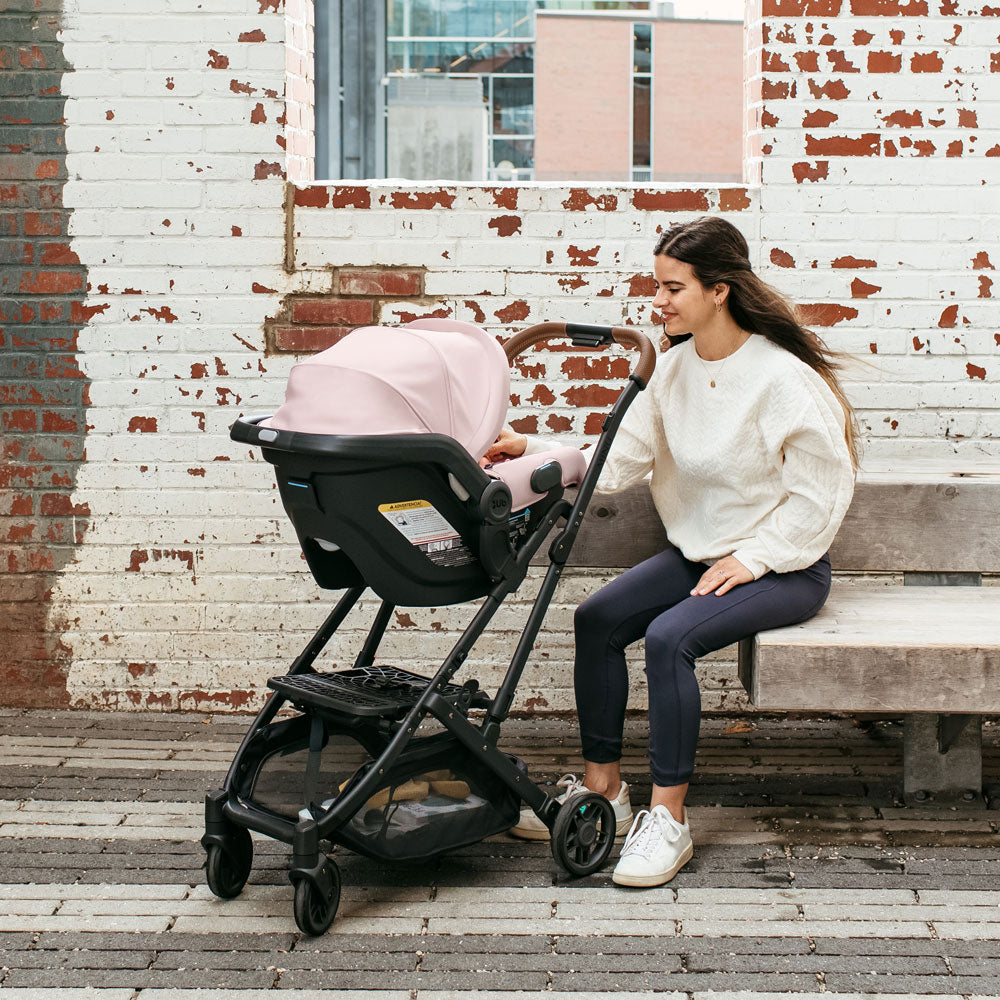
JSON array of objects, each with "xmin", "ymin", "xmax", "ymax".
[{"xmin": 202, "ymin": 318, "xmax": 655, "ymax": 934}]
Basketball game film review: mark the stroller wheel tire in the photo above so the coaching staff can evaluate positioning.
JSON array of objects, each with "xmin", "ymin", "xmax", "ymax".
[
  {"xmin": 205, "ymin": 828, "xmax": 253, "ymax": 899},
  {"xmin": 293, "ymin": 857, "xmax": 341, "ymax": 936},
  {"xmin": 551, "ymin": 792, "xmax": 616, "ymax": 877}
]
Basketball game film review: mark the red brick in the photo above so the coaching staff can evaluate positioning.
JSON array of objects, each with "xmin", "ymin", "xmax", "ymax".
[
  {"xmin": 799, "ymin": 303, "xmax": 859, "ymax": 326},
  {"xmin": 494, "ymin": 300, "xmax": 530, "ymax": 323},
  {"xmin": 763, "ymin": 0, "xmax": 841, "ymax": 13},
  {"xmin": 560, "ymin": 356, "xmax": 631, "ymax": 379},
  {"xmin": 832, "ymin": 255, "xmax": 877, "ymax": 268},
  {"xmin": 273, "ymin": 326, "xmax": 353, "ymax": 352},
  {"xmin": 563, "ymin": 384, "xmax": 621, "ymax": 407},
  {"xmin": 803, "ymin": 109, "xmax": 839, "ymax": 127},
  {"xmin": 792, "ymin": 161, "xmax": 829, "ymax": 183},
  {"xmin": 290, "ymin": 298, "xmax": 373, "ymax": 325},
  {"xmin": 849, "ymin": 0, "xmax": 927, "ymax": 11},
  {"xmin": 509, "ymin": 415, "xmax": 537, "ymax": 435},
  {"xmin": 389, "ymin": 188, "xmax": 455, "ymax": 209},
  {"xmin": 3, "ymin": 409, "xmax": 36, "ymax": 431},
  {"xmin": 805, "ymin": 133, "xmax": 881, "ymax": 156},
  {"xmin": 806, "ymin": 79, "xmax": 851, "ymax": 99},
  {"xmin": 24, "ymin": 212, "xmax": 61, "ymax": 236},
  {"xmin": 910, "ymin": 51, "xmax": 944, "ymax": 72},
  {"xmin": 20, "ymin": 271, "xmax": 82, "ymax": 295},
  {"xmin": 938, "ymin": 304, "xmax": 959, "ymax": 328},
  {"xmin": 631, "ymin": 189, "xmax": 710, "ymax": 212},
  {"xmin": 719, "ymin": 188, "xmax": 751, "ymax": 212},
  {"xmin": 851, "ymin": 278, "xmax": 881, "ymax": 298},
  {"xmin": 562, "ymin": 190, "xmax": 618, "ymax": 212},
  {"xmin": 294, "ymin": 185, "xmax": 329, "ymax": 208},
  {"xmin": 338, "ymin": 269, "xmax": 422, "ymax": 297}
]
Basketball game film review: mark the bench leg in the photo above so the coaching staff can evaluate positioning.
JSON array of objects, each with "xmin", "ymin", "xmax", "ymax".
[{"xmin": 903, "ymin": 714, "xmax": 983, "ymax": 807}]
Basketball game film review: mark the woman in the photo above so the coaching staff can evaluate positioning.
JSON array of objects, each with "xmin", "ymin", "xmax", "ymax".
[{"xmin": 487, "ymin": 216, "xmax": 857, "ymax": 887}]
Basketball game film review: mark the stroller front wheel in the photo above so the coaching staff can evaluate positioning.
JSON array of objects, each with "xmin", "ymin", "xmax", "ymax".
[
  {"xmin": 205, "ymin": 827, "xmax": 253, "ymax": 899},
  {"xmin": 292, "ymin": 856, "xmax": 341, "ymax": 936},
  {"xmin": 551, "ymin": 792, "xmax": 616, "ymax": 877}
]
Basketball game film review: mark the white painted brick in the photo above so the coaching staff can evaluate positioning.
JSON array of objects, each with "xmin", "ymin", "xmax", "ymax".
[{"xmin": 46, "ymin": 6, "xmax": 1000, "ymax": 712}]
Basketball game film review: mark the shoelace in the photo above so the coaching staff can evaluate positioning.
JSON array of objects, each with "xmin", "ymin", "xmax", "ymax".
[
  {"xmin": 621, "ymin": 808, "xmax": 683, "ymax": 858},
  {"xmin": 554, "ymin": 773, "xmax": 586, "ymax": 800}
]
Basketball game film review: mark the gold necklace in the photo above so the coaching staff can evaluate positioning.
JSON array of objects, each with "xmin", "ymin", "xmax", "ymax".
[{"xmin": 696, "ymin": 333, "xmax": 748, "ymax": 388}]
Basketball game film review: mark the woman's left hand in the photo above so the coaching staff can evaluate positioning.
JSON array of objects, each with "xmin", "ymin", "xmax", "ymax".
[{"xmin": 691, "ymin": 556, "xmax": 753, "ymax": 597}]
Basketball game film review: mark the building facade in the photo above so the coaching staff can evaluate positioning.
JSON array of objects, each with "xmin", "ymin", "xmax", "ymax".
[{"xmin": 533, "ymin": 12, "xmax": 743, "ymax": 182}]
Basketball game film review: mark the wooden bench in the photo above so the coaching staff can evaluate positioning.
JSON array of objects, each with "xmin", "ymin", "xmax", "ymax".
[{"xmin": 562, "ymin": 465, "xmax": 1000, "ymax": 806}]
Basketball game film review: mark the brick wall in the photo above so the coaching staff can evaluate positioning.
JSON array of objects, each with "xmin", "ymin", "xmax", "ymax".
[
  {"xmin": 1, "ymin": 0, "xmax": 91, "ymax": 706},
  {"xmin": 753, "ymin": 0, "xmax": 999, "ymax": 451},
  {"xmin": 2, "ymin": 0, "xmax": 998, "ymax": 711}
]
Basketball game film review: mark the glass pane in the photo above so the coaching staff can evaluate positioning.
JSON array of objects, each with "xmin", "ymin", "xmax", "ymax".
[
  {"xmin": 632, "ymin": 77, "xmax": 650, "ymax": 167},
  {"xmin": 492, "ymin": 76, "xmax": 534, "ymax": 134},
  {"xmin": 633, "ymin": 22, "xmax": 652, "ymax": 73},
  {"xmin": 538, "ymin": 1, "xmax": 650, "ymax": 10},
  {"xmin": 387, "ymin": 0, "xmax": 404, "ymax": 35},
  {"xmin": 493, "ymin": 137, "xmax": 534, "ymax": 171}
]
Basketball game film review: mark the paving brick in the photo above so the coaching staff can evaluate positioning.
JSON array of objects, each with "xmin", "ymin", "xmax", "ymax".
[
  {"xmin": 812, "ymin": 937, "xmax": 998, "ymax": 957},
  {"xmin": 684, "ymin": 953, "xmax": 947, "ymax": 975},
  {"xmin": 823, "ymin": 973, "xmax": 1000, "ymax": 993},
  {"xmin": 5, "ymin": 950, "xmax": 157, "ymax": 970},
  {"xmin": 548, "ymin": 971, "xmax": 821, "ymax": 991},
  {"xmin": 409, "ymin": 934, "xmax": 551, "ymax": 955},
  {"xmin": 2, "ymin": 969, "xmax": 277, "ymax": 989},
  {"xmin": 278, "ymin": 970, "xmax": 550, "ymax": 990},
  {"xmin": 558, "ymin": 936, "xmax": 810, "ymax": 955}
]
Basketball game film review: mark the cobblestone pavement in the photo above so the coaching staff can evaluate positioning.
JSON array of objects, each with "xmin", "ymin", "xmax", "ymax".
[{"xmin": 1, "ymin": 709, "xmax": 999, "ymax": 998}]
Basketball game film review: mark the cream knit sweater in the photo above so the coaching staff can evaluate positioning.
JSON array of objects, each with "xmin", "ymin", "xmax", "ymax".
[{"xmin": 525, "ymin": 333, "xmax": 855, "ymax": 579}]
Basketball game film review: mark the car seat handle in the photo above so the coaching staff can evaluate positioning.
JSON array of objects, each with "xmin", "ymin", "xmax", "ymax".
[{"xmin": 502, "ymin": 321, "xmax": 656, "ymax": 389}]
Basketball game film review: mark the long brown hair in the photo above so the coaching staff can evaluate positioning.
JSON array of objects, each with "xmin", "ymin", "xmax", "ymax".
[{"xmin": 654, "ymin": 216, "xmax": 859, "ymax": 469}]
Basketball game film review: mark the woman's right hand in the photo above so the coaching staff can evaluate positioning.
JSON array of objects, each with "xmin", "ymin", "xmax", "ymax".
[{"xmin": 482, "ymin": 427, "xmax": 528, "ymax": 465}]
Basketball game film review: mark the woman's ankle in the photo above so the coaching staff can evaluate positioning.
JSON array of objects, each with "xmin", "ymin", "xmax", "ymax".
[
  {"xmin": 582, "ymin": 762, "xmax": 621, "ymax": 798},
  {"xmin": 649, "ymin": 781, "xmax": 689, "ymax": 824}
]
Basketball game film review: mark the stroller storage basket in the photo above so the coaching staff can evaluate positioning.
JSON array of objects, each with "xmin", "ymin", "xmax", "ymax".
[{"xmin": 335, "ymin": 737, "xmax": 526, "ymax": 862}]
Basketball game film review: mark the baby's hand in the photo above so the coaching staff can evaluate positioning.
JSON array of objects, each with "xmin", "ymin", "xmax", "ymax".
[{"xmin": 482, "ymin": 427, "xmax": 528, "ymax": 466}]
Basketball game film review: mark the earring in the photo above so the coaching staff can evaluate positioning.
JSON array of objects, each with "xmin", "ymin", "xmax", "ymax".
[{"xmin": 715, "ymin": 300, "xmax": 722, "ymax": 312}]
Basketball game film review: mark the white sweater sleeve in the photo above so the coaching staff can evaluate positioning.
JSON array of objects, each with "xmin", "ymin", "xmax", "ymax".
[
  {"xmin": 731, "ymin": 375, "xmax": 854, "ymax": 578},
  {"xmin": 521, "ymin": 374, "xmax": 658, "ymax": 494}
]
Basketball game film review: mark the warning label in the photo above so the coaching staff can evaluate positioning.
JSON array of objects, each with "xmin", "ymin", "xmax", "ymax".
[{"xmin": 378, "ymin": 500, "xmax": 475, "ymax": 567}]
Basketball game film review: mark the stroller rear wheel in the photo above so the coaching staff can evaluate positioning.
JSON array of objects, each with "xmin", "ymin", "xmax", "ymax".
[
  {"xmin": 205, "ymin": 827, "xmax": 253, "ymax": 899},
  {"xmin": 551, "ymin": 792, "xmax": 616, "ymax": 877},
  {"xmin": 292, "ymin": 856, "xmax": 341, "ymax": 936}
]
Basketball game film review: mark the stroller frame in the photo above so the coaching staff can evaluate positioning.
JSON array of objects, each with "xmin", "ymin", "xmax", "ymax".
[{"xmin": 203, "ymin": 322, "xmax": 655, "ymax": 934}]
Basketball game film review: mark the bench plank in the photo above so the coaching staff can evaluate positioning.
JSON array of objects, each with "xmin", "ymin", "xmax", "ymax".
[
  {"xmin": 831, "ymin": 473, "xmax": 1000, "ymax": 573},
  {"xmin": 559, "ymin": 468, "xmax": 1000, "ymax": 573},
  {"xmin": 740, "ymin": 585, "xmax": 1000, "ymax": 714}
]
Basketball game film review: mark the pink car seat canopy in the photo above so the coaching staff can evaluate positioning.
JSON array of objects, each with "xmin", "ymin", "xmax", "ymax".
[{"xmin": 266, "ymin": 319, "xmax": 510, "ymax": 461}]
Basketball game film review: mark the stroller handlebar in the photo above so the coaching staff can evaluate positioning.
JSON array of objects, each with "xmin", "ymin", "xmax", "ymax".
[{"xmin": 502, "ymin": 322, "xmax": 656, "ymax": 389}]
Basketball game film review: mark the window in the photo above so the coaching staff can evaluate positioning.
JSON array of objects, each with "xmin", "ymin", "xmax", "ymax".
[
  {"xmin": 631, "ymin": 22, "xmax": 652, "ymax": 182},
  {"xmin": 315, "ymin": 1, "xmax": 742, "ymax": 184}
]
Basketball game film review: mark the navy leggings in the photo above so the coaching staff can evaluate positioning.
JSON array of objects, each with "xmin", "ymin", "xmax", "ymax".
[{"xmin": 574, "ymin": 548, "xmax": 831, "ymax": 787}]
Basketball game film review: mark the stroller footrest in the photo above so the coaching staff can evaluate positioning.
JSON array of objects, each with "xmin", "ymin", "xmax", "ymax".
[{"xmin": 268, "ymin": 665, "xmax": 490, "ymax": 719}]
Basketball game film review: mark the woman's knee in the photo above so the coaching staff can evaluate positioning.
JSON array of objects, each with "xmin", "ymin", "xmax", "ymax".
[
  {"xmin": 573, "ymin": 590, "xmax": 618, "ymax": 639},
  {"xmin": 643, "ymin": 618, "xmax": 696, "ymax": 678}
]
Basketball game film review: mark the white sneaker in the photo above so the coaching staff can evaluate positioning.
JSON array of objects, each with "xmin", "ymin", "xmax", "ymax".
[
  {"xmin": 509, "ymin": 774, "xmax": 634, "ymax": 840},
  {"xmin": 612, "ymin": 804, "xmax": 693, "ymax": 887}
]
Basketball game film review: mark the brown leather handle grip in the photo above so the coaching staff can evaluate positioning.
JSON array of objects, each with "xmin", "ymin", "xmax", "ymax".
[{"xmin": 502, "ymin": 322, "xmax": 656, "ymax": 388}]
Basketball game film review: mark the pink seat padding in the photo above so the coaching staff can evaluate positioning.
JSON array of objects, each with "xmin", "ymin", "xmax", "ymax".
[{"xmin": 486, "ymin": 446, "xmax": 587, "ymax": 512}]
